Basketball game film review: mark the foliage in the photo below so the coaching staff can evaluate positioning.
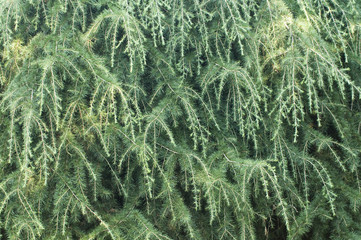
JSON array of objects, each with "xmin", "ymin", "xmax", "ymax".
[{"xmin": 1, "ymin": 0, "xmax": 361, "ymax": 239}]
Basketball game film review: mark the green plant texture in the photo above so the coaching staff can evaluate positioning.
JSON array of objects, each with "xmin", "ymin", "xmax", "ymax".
[{"xmin": 1, "ymin": 0, "xmax": 361, "ymax": 239}]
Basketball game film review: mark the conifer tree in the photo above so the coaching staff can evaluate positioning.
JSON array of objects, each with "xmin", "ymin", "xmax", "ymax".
[{"xmin": 1, "ymin": 0, "xmax": 361, "ymax": 239}]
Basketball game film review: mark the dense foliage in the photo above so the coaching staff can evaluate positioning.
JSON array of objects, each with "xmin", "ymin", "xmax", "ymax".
[{"xmin": 1, "ymin": 0, "xmax": 361, "ymax": 239}]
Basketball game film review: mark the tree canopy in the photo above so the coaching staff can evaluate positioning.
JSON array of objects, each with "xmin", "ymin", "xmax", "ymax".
[{"xmin": 1, "ymin": 0, "xmax": 361, "ymax": 239}]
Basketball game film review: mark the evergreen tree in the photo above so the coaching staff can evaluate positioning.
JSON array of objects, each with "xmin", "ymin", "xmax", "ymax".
[{"xmin": 1, "ymin": 0, "xmax": 361, "ymax": 239}]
